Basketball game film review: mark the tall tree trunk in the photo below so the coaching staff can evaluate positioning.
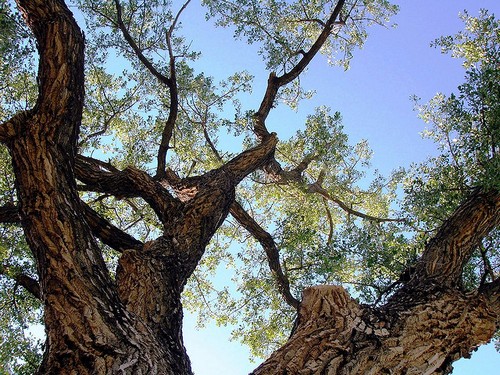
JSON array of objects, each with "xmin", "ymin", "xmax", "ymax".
[{"xmin": 7, "ymin": 1, "xmax": 193, "ymax": 373}]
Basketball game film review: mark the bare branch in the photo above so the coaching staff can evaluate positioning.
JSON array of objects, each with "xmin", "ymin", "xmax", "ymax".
[
  {"xmin": 308, "ymin": 181, "xmax": 402, "ymax": 223},
  {"xmin": 0, "ymin": 264, "xmax": 41, "ymax": 299},
  {"xmin": 253, "ymin": 0, "xmax": 346, "ymax": 139},
  {"xmin": 230, "ymin": 201, "xmax": 300, "ymax": 309},
  {"xmin": 75, "ymin": 155, "xmax": 180, "ymax": 223},
  {"xmin": 114, "ymin": 0, "xmax": 172, "ymax": 87},
  {"xmin": 412, "ymin": 189, "xmax": 500, "ymax": 289}
]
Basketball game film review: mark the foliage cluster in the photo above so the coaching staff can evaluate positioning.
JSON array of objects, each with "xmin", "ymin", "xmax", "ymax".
[{"xmin": 0, "ymin": 0, "xmax": 498, "ymax": 368}]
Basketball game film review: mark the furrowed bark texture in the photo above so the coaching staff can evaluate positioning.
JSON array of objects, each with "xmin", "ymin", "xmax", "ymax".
[
  {"xmin": 251, "ymin": 285, "xmax": 496, "ymax": 375},
  {"xmin": 3, "ymin": 0, "xmax": 499, "ymax": 374},
  {"xmin": 7, "ymin": 1, "xmax": 191, "ymax": 373},
  {"xmin": 252, "ymin": 189, "xmax": 500, "ymax": 375}
]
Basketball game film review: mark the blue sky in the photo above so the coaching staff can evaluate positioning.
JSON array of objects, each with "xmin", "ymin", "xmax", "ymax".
[{"xmin": 173, "ymin": 1, "xmax": 500, "ymax": 374}]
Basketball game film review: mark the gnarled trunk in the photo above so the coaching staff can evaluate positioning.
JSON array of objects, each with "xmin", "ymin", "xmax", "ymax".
[
  {"xmin": 252, "ymin": 285, "xmax": 497, "ymax": 375},
  {"xmin": 7, "ymin": 1, "xmax": 192, "ymax": 373},
  {"xmin": 253, "ymin": 189, "xmax": 500, "ymax": 375}
]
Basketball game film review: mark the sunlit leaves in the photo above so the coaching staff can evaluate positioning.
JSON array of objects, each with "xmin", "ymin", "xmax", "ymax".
[
  {"xmin": 0, "ymin": 226, "xmax": 42, "ymax": 374},
  {"xmin": 407, "ymin": 11, "xmax": 500, "ymax": 231},
  {"xmin": 432, "ymin": 9, "xmax": 499, "ymax": 69},
  {"xmin": 0, "ymin": 0, "xmax": 37, "ymax": 121},
  {"xmin": 404, "ymin": 11, "xmax": 500, "ymax": 305},
  {"xmin": 202, "ymin": 0, "xmax": 398, "ymax": 71}
]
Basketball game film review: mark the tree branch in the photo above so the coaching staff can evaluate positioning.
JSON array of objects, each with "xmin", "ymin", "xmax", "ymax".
[
  {"xmin": 0, "ymin": 199, "xmax": 143, "ymax": 253},
  {"xmin": 222, "ymin": 133, "xmax": 278, "ymax": 184},
  {"xmin": 307, "ymin": 181, "xmax": 402, "ymax": 223},
  {"xmin": 0, "ymin": 264, "xmax": 41, "ymax": 299},
  {"xmin": 412, "ymin": 188, "xmax": 500, "ymax": 289},
  {"xmin": 0, "ymin": 111, "xmax": 29, "ymax": 144},
  {"xmin": 81, "ymin": 201, "xmax": 143, "ymax": 252},
  {"xmin": 113, "ymin": 0, "xmax": 185, "ymax": 177},
  {"xmin": 113, "ymin": 0, "xmax": 172, "ymax": 87},
  {"xmin": 16, "ymin": 0, "xmax": 85, "ymax": 152},
  {"xmin": 230, "ymin": 201, "xmax": 300, "ymax": 310},
  {"xmin": 14, "ymin": 273, "xmax": 41, "ymax": 299},
  {"xmin": 75, "ymin": 155, "xmax": 180, "ymax": 223},
  {"xmin": 253, "ymin": 0, "xmax": 346, "ymax": 139},
  {"xmin": 155, "ymin": 1, "xmax": 192, "ymax": 177},
  {"xmin": 0, "ymin": 202, "xmax": 20, "ymax": 223}
]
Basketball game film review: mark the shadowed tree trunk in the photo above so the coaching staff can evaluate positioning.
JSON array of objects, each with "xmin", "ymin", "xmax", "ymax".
[{"xmin": 0, "ymin": 0, "xmax": 498, "ymax": 374}]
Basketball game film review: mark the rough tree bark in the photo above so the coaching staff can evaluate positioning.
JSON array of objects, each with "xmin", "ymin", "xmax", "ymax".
[
  {"xmin": 252, "ymin": 189, "xmax": 500, "ymax": 375},
  {"xmin": 0, "ymin": 0, "xmax": 498, "ymax": 374},
  {"xmin": 2, "ymin": 2, "xmax": 277, "ymax": 373}
]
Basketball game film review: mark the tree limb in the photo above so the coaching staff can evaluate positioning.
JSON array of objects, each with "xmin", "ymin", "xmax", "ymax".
[
  {"xmin": 75, "ymin": 155, "xmax": 180, "ymax": 223},
  {"xmin": 0, "ymin": 203, "xmax": 20, "ymax": 223},
  {"xmin": 0, "ymin": 264, "xmax": 41, "ymax": 299},
  {"xmin": 0, "ymin": 111, "xmax": 29, "ymax": 144},
  {"xmin": 230, "ymin": 201, "xmax": 300, "ymax": 310},
  {"xmin": 0, "ymin": 198, "xmax": 143, "ymax": 252},
  {"xmin": 16, "ymin": 0, "xmax": 85, "ymax": 152},
  {"xmin": 222, "ymin": 133, "xmax": 278, "ymax": 184},
  {"xmin": 114, "ymin": 0, "xmax": 172, "ymax": 87},
  {"xmin": 155, "ymin": 1, "xmax": 192, "ymax": 177},
  {"xmin": 308, "ymin": 181, "xmax": 402, "ymax": 223},
  {"xmin": 253, "ymin": 0, "xmax": 346, "ymax": 139},
  {"xmin": 81, "ymin": 201, "xmax": 143, "ymax": 252},
  {"xmin": 14, "ymin": 273, "xmax": 41, "ymax": 299},
  {"xmin": 411, "ymin": 188, "xmax": 500, "ymax": 289},
  {"xmin": 113, "ymin": 0, "xmax": 185, "ymax": 177}
]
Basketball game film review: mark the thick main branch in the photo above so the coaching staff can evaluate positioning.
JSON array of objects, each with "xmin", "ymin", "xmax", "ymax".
[
  {"xmin": 412, "ymin": 188, "xmax": 500, "ymax": 288},
  {"xmin": 76, "ymin": 155, "xmax": 180, "ymax": 223}
]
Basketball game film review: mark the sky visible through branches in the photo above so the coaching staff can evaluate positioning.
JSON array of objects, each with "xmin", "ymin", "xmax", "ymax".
[
  {"xmin": 172, "ymin": 1, "xmax": 500, "ymax": 373},
  {"xmin": 22, "ymin": 0, "xmax": 499, "ymax": 373}
]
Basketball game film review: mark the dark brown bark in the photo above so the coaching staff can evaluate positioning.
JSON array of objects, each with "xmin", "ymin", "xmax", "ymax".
[
  {"xmin": 6, "ymin": 1, "xmax": 191, "ymax": 373},
  {"xmin": 2, "ymin": 0, "xmax": 499, "ymax": 374},
  {"xmin": 253, "ymin": 189, "xmax": 500, "ymax": 375},
  {"xmin": 0, "ymin": 202, "xmax": 19, "ymax": 223}
]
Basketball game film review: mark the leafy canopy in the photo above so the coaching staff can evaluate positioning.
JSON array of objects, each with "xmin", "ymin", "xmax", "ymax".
[{"xmin": 0, "ymin": 0, "xmax": 498, "ymax": 368}]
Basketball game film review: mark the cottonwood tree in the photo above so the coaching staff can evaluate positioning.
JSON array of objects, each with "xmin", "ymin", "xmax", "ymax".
[{"xmin": 0, "ymin": 0, "xmax": 498, "ymax": 374}]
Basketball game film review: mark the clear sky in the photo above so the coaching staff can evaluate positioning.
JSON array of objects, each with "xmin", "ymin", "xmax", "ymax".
[{"xmin": 171, "ymin": 1, "xmax": 500, "ymax": 374}]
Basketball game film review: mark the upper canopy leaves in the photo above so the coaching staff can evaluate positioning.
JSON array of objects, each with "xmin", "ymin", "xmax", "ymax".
[
  {"xmin": 202, "ymin": 0, "xmax": 398, "ymax": 71},
  {"xmin": 1, "ymin": 0, "xmax": 498, "ymax": 368}
]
